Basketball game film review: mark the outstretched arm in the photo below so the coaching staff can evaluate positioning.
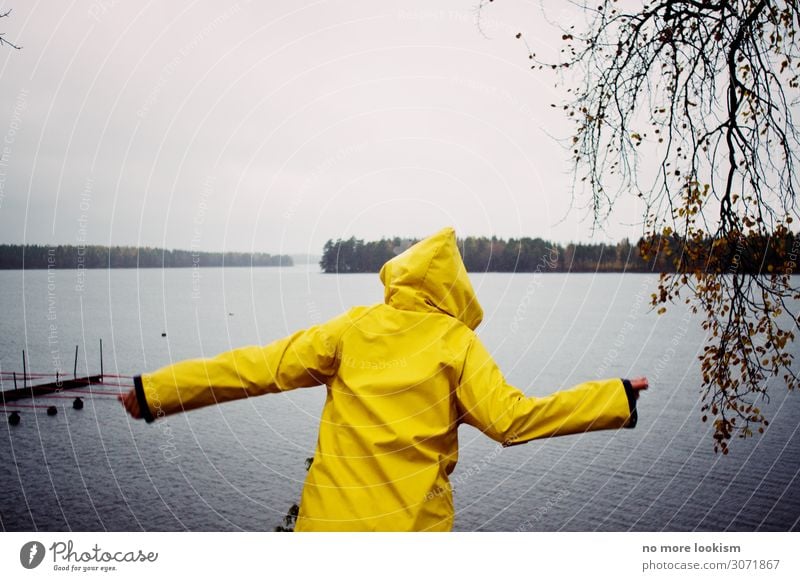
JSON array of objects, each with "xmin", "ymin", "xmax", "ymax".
[
  {"xmin": 119, "ymin": 307, "xmax": 368, "ymax": 421},
  {"xmin": 455, "ymin": 335, "xmax": 647, "ymax": 446}
]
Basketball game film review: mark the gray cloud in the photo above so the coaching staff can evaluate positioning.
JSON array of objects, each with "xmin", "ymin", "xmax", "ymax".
[{"xmin": 0, "ymin": 0, "xmax": 644, "ymax": 255}]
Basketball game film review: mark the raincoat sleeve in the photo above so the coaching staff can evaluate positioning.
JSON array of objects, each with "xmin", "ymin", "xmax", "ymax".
[
  {"xmin": 455, "ymin": 335, "xmax": 637, "ymax": 446},
  {"xmin": 133, "ymin": 308, "xmax": 363, "ymax": 422}
]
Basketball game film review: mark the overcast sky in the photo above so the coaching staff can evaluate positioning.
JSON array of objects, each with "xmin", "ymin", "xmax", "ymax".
[{"xmin": 0, "ymin": 0, "xmax": 646, "ymax": 255}]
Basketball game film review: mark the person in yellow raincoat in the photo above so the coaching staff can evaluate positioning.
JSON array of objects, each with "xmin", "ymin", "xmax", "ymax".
[{"xmin": 120, "ymin": 226, "xmax": 648, "ymax": 531}]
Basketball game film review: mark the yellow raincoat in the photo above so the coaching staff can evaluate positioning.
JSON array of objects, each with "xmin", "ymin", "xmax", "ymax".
[{"xmin": 134, "ymin": 227, "xmax": 636, "ymax": 531}]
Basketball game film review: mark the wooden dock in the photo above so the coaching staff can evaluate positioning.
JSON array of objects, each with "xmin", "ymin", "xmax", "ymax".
[{"xmin": 1, "ymin": 374, "xmax": 105, "ymax": 403}]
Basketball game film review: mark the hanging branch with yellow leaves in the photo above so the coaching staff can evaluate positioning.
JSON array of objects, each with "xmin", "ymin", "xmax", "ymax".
[{"xmin": 512, "ymin": 0, "xmax": 800, "ymax": 453}]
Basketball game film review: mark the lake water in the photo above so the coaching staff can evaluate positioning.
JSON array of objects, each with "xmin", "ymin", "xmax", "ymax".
[{"xmin": 1, "ymin": 267, "xmax": 798, "ymax": 531}]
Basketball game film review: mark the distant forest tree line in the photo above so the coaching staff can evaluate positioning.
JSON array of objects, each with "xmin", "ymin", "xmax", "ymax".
[
  {"xmin": 0, "ymin": 244, "xmax": 292, "ymax": 269},
  {"xmin": 319, "ymin": 232, "xmax": 800, "ymax": 275}
]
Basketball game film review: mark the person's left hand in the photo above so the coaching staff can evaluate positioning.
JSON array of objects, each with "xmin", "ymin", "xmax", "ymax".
[{"xmin": 118, "ymin": 388, "xmax": 143, "ymax": 419}]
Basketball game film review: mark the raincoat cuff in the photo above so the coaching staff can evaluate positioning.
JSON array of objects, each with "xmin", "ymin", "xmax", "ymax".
[
  {"xmin": 134, "ymin": 374, "xmax": 155, "ymax": 423},
  {"xmin": 621, "ymin": 379, "xmax": 638, "ymax": 429}
]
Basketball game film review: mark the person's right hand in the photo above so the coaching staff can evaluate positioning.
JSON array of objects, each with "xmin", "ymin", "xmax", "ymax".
[{"xmin": 629, "ymin": 377, "xmax": 649, "ymax": 399}]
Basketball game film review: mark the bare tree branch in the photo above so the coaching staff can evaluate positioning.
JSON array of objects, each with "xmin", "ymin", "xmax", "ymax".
[{"xmin": 0, "ymin": 8, "xmax": 21, "ymax": 50}]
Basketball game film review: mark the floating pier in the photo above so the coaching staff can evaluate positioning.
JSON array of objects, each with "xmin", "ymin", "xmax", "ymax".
[
  {"xmin": 0, "ymin": 374, "xmax": 105, "ymax": 403},
  {"xmin": 1, "ymin": 339, "xmax": 132, "ymax": 424}
]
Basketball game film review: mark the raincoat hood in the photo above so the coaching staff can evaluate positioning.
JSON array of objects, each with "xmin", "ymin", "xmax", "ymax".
[{"xmin": 379, "ymin": 227, "xmax": 484, "ymax": 330}]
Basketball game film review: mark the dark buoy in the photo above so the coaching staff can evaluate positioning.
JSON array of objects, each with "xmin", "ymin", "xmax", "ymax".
[
  {"xmin": 73, "ymin": 397, "xmax": 84, "ymax": 410},
  {"xmin": 9, "ymin": 411, "xmax": 20, "ymax": 426},
  {"xmin": 46, "ymin": 406, "xmax": 58, "ymax": 416},
  {"xmin": 161, "ymin": 332, "xmax": 167, "ymax": 337}
]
